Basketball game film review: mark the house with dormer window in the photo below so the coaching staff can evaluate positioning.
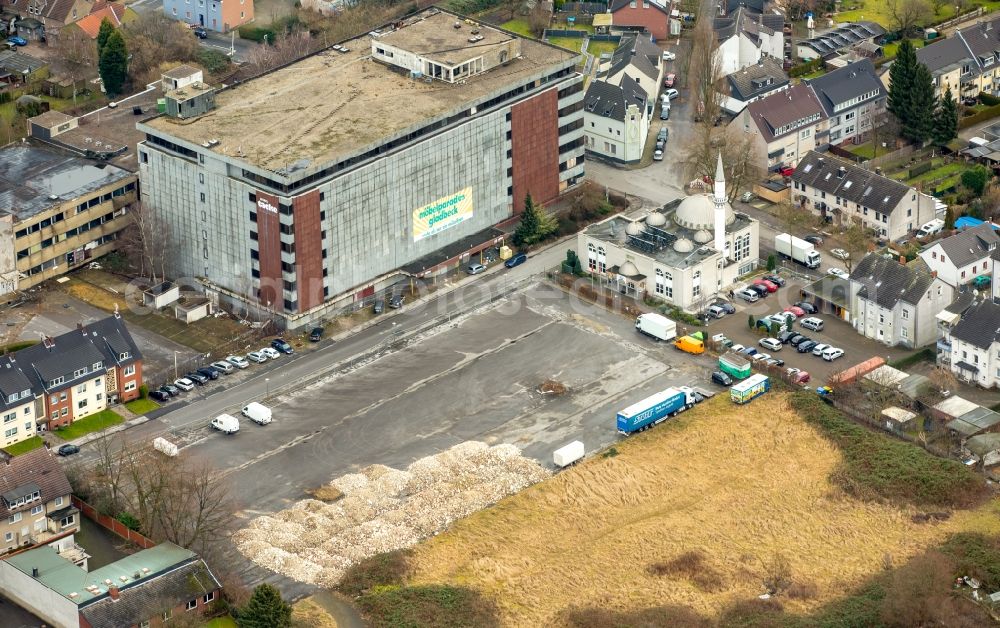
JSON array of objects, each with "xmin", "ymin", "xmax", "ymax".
[
  {"xmin": 732, "ymin": 83, "xmax": 829, "ymax": 172},
  {"xmin": 919, "ymin": 223, "xmax": 1000, "ymax": 289},
  {"xmin": 0, "ymin": 446, "xmax": 79, "ymax": 557},
  {"xmin": 2, "ymin": 0, "xmax": 95, "ymax": 42},
  {"xmin": 917, "ymin": 17, "xmax": 1000, "ymax": 99}
]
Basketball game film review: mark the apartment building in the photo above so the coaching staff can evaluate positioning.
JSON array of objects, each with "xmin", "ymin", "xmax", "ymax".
[
  {"xmin": 162, "ymin": 0, "xmax": 254, "ymax": 32},
  {"xmin": 608, "ymin": 0, "xmax": 671, "ymax": 40},
  {"xmin": 713, "ymin": 3, "xmax": 785, "ymax": 76},
  {"xmin": 0, "ymin": 142, "xmax": 137, "ymax": 296},
  {"xmin": 0, "ymin": 447, "xmax": 78, "ymax": 555},
  {"xmin": 944, "ymin": 298, "xmax": 1000, "ymax": 387},
  {"xmin": 733, "ymin": 83, "xmax": 828, "ymax": 172},
  {"xmin": 917, "ymin": 18, "xmax": 1000, "ymax": 99},
  {"xmin": 805, "ymin": 59, "xmax": 886, "ymax": 146},
  {"xmin": 790, "ymin": 151, "xmax": 936, "ymax": 241},
  {"xmin": 919, "ymin": 223, "xmax": 1000, "ymax": 288}
]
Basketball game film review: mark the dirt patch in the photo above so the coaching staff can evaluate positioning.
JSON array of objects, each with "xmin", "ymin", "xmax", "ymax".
[
  {"xmin": 292, "ymin": 597, "xmax": 340, "ymax": 628},
  {"xmin": 308, "ymin": 485, "xmax": 344, "ymax": 502},
  {"xmin": 538, "ymin": 379, "xmax": 567, "ymax": 395},
  {"xmin": 406, "ymin": 393, "xmax": 1000, "ymax": 626}
]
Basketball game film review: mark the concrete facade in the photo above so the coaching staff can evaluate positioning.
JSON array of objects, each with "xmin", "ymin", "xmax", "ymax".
[{"xmin": 138, "ymin": 10, "xmax": 584, "ymax": 329}]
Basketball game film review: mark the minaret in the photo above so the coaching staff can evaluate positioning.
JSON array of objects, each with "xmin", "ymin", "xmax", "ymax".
[{"xmin": 713, "ymin": 151, "xmax": 726, "ymax": 254}]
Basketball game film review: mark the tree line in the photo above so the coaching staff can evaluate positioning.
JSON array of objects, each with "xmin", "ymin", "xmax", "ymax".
[{"xmin": 888, "ymin": 40, "xmax": 957, "ymax": 147}]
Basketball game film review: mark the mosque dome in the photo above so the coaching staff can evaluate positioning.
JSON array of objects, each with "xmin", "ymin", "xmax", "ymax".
[
  {"xmin": 645, "ymin": 212, "xmax": 667, "ymax": 227},
  {"xmin": 673, "ymin": 238, "xmax": 693, "ymax": 253},
  {"xmin": 673, "ymin": 194, "xmax": 735, "ymax": 231},
  {"xmin": 619, "ymin": 261, "xmax": 640, "ymax": 277},
  {"xmin": 693, "ymin": 229, "xmax": 713, "ymax": 244},
  {"xmin": 625, "ymin": 221, "xmax": 642, "ymax": 236}
]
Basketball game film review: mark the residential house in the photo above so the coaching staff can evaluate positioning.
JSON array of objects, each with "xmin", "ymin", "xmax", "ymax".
[
  {"xmin": 583, "ymin": 75, "xmax": 649, "ymax": 163},
  {"xmin": 723, "ymin": 56, "xmax": 789, "ymax": 115},
  {"xmin": 15, "ymin": 314, "xmax": 143, "ymax": 431},
  {"xmin": 713, "ymin": 4, "xmax": 784, "ymax": 76},
  {"xmin": 162, "ymin": 0, "xmax": 254, "ymax": 32},
  {"xmin": 600, "ymin": 32, "xmax": 662, "ymax": 102},
  {"xmin": 916, "ymin": 17, "xmax": 1000, "ymax": 99},
  {"xmin": 805, "ymin": 58, "xmax": 885, "ymax": 147},
  {"xmin": 915, "ymin": 35, "xmax": 973, "ymax": 99},
  {"xmin": 790, "ymin": 151, "xmax": 936, "ymax": 241},
  {"xmin": 2, "ymin": 0, "xmax": 95, "ymax": 42},
  {"xmin": 0, "ymin": 446, "xmax": 79, "ymax": 557},
  {"xmin": 848, "ymin": 253, "xmax": 954, "ymax": 348},
  {"xmin": 796, "ymin": 21, "xmax": 885, "ymax": 61},
  {"xmin": 919, "ymin": 223, "xmax": 1000, "ymax": 288},
  {"xmin": 942, "ymin": 298, "xmax": 1000, "ymax": 388},
  {"xmin": 732, "ymin": 83, "xmax": 828, "ymax": 172},
  {"xmin": 67, "ymin": 1, "xmax": 137, "ymax": 39},
  {"xmin": 608, "ymin": 0, "xmax": 670, "ymax": 41},
  {"xmin": 0, "ymin": 356, "xmax": 39, "ymax": 449},
  {"xmin": 0, "ymin": 541, "xmax": 222, "ymax": 628},
  {"xmin": 0, "ymin": 142, "xmax": 138, "ymax": 293}
]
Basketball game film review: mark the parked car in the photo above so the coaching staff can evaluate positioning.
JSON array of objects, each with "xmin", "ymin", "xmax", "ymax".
[
  {"xmin": 373, "ymin": 298, "xmax": 384, "ymax": 314},
  {"xmin": 159, "ymin": 384, "xmax": 179, "ymax": 397},
  {"xmin": 716, "ymin": 301, "xmax": 736, "ymax": 314},
  {"xmin": 505, "ymin": 252, "xmax": 528, "ymax": 268},
  {"xmin": 707, "ymin": 304, "xmax": 728, "ymax": 319},
  {"xmin": 778, "ymin": 166, "xmax": 795, "ymax": 177},
  {"xmin": 828, "ymin": 267, "xmax": 850, "ymax": 280},
  {"xmin": 194, "ymin": 27, "xmax": 208, "ymax": 39},
  {"xmin": 752, "ymin": 353, "xmax": 770, "ymax": 362},
  {"xmin": 764, "ymin": 358, "xmax": 785, "ymax": 367},
  {"xmin": 759, "ymin": 337, "xmax": 783, "ymax": 352},
  {"xmin": 664, "ymin": 73, "xmax": 676, "ymax": 87},
  {"xmin": 736, "ymin": 288, "xmax": 759, "ymax": 302},
  {"xmin": 310, "ymin": 327, "xmax": 324, "ymax": 342},
  {"xmin": 659, "ymin": 106, "xmax": 670, "ymax": 120},
  {"xmin": 729, "ymin": 344, "xmax": 745, "ymax": 353},
  {"xmin": 246, "ymin": 351, "xmax": 267, "ymax": 364},
  {"xmin": 973, "ymin": 274, "xmax": 992, "ymax": 288},
  {"xmin": 271, "ymin": 338, "xmax": 294, "ymax": 354},
  {"xmin": 227, "ymin": 355, "xmax": 250, "ymax": 369},
  {"xmin": 788, "ymin": 334, "xmax": 808, "ymax": 347},
  {"xmin": 657, "ymin": 127, "xmax": 669, "ymax": 142},
  {"xmin": 196, "ymin": 367, "xmax": 220, "ymax": 380},
  {"xmin": 792, "ymin": 370, "xmax": 811, "ymax": 384},
  {"xmin": 753, "ymin": 278, "xmax": 778, "ymax": 293},
  {"xmin": 740, "ymin": 346, "xmax": 758, "ymax": 356},
  {"xmin": 211, "ymin": 360, "xmax": 234, "ymax": 374},
  {"xmin": 467, "ymin": 263, "xmax": 487, "ymax": 275},
  {"xmin": 389, "ymin": 294, "xmax": 404, "ymax": 309},
  {"xmin": 261, "ymin": 347, "xmax": 281, "ymax": 360},
  {"xmin": 186, "ymin": 371, "xmax": 209, "ymax": 384},
  {"xmin": 777, "ymin": 330, "xmax": 797, "ymax": 344},
  {"xmin": 797, "ymin": 340, "xmax": 818, "ymax": 353},
  {"xmin": 149, "ymin": 390, "xmax": 170, "ymax": 402},
  {"xmin": 57, "ymin": 444, "xmax": 80, "ymax": 456},
  {"xmin": 662, "ymin": 50, "xmax": 676, "ymax": 61},
  {"xmin": 740, "ymin": 191, "xmax": 755, "ymax": 203},
  {"xmin": 6, "ymin": 36, "xmax": 27, "ymax": 47},
  {"xmin": 831, "ymin": 248, "xmax": 850, "ymax": 260},
  {"xmin": 811, "ymin": 343, "xmax": 830, "ymax": 356},
  {"xmin": 803, "ymin": 235, "xmax": 824, "ymax": 246},
  {"xmin": 712, "ymin": 371, "xmax": 733, "ymax": 386},
  {"xmin": 822, "ymin": 347, "xmax": 845, "ymax": 361},
  {"xmin": 763, "ymin": 274, "xmax": 785, "ymax": 287},
  {"xmin": 747, "ymin": 284, "xmax": 769, "ymax": 298},
  {"xmin": 663, "ymin": 88, "xmax": 679, "ymax": 99},
  {"xmin": 174, "ymin": 378, "xmax": 195, "ymax": 391},
  {"xmin": 796, "ymin": 301, "xmax": 818, "ymax": 314},
  {"xmin": 653, "ymin": 148, "xmax": 664, "ymax": 160}
]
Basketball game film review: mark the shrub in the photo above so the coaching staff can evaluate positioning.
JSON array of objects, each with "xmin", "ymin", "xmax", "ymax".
[
  {"xmin": 980, "ymin": 92, "xmax": 1000, "ymax": 106},
  {"xmin": 789, "ymin": 392, "xmax": 988, "ymax": 508},
  {"xmin": 940, "ymin": 533, "xmax": 1000, "ymax": 589},
  {"xmin": 115, "ymin": 512, "xmax": 141, "ymax": 531},
  {"xmin": 564, "ymin": 605, "xmax": 711, "ymax": 628},
  {"xmin": 647, "ymin": 550, "xmax": 725, "ymax": 592},
  {"xmin": 907, "ymin": 161, "xmax": 933, "ymax": 178},
  {"xmin": 788, "ymin": 58, "xmax": 823, "ymax": 77},
  {"xmin": 197, "ymin": 48, "xmax": 232, "ymax": 74},
  {"xmin": 355, "ymin": 585, "xmax": 499, "ymax": 628},
  {"xmin": 338, "ymin": 550, "xmax": 411, "ymax": 597},
  {"xmin": 138, "ymin": 384, "xmax": 148, "ymax": 399},
  {"xmin": 958, "ymin": 103, "xmax": 1000, "ymax": 129},
  {"xmin": 660, "ymin": 306, "xmax": 701, "ymax": 327},
  {"xmin": 718, "ymin": 598, "xmax": 785, "ymax": 627},
  {"xmin": 888, "ymin": 347, "xmax": 935, "ymax": 370},
  {"xmin": 238, "ymin": 25, "xmax": 276, "ymax": 44}
]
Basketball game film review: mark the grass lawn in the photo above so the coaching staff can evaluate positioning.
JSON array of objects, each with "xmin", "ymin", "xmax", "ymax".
[
  {"xmin": 124, "ymin": 398, "xmax": 160, "ymax": 415},
  {"xmin": 837, "ymin": 0, "xmax": 1000, "ymax": 28},
  {"xmin": 547, "ymin": 36, "xmax": 584, "ymax": 52},
  {"xmin": 883, "ymin": 39, "xmax": 924, "ymax": 60},
  {"xmin": 2, "ymin": 436, "xmax": 44, "ymax": 457},
  {"xmin": 802, "ymin": 68, "xmax": 826, "ymax": 79},
  {"xmin": 56, "ymin": 409, "xmax": 124, "ymax": 441},
  {"xmin": 905, "ymin": 162, "xmax": 965, "ymax": 185},
  {"xmin": 204, "ymin": 617, "xmax": 237, "ymax": 628},
  {"xmin": 847, "ymin": 143, "xmax": 877, "ymax": 159},
  {"xmin": 501, "ymin": 18, "xmax": 534, "ymax": 38},
  {"xmin": 587, "ymin": 40, "xmax": 618, "ymax": 60}
]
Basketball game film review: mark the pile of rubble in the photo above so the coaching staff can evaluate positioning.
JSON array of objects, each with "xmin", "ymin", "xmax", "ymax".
[{"xmin": 233, "ymin": 441, "xmax": 549, "ymax": 587}]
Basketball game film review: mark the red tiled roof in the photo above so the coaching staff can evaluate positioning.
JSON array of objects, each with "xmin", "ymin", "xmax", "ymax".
[{"xmin": 74, "ymin": 3, "xmax": 127, "ymax": 39}]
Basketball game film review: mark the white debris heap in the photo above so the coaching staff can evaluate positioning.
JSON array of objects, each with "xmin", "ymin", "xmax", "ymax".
[{"xmin": 232, "ymin": 441, "xmax": 550, "ymax": 586}]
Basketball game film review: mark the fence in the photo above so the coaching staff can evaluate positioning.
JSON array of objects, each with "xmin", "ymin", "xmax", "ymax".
[
  {"xmin": 826, "ymin": 397, "xmax": 953, "ymax": 458},
  {"xmin": 543, "ymin": 29, "xmax": 589, "ymax": 38},
  {"xmin": 72, "ymin": 496, "xmax": 156, "ymax": 549}
]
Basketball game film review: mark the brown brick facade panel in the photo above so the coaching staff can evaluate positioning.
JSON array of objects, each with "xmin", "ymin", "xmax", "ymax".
[
  {"xmin": 255, "ymin": 191, "xmax": 282, "ymax": 307},
  {"xmin": 511, "ymin": 89, "xmax": 561, "ymax": 213},
  {"xmin": 293, "ymin": 190, "xmax": 324, "ymax": 312}
]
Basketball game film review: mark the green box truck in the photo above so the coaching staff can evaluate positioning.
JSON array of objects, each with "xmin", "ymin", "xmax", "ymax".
[{"xmin": 719, "ymin": 352, "xmax": 752, "ymax": 380}]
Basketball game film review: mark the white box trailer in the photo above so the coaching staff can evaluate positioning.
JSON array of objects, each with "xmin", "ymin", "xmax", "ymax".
[
  {"xmin": 635, "ymin": 313, "xmax": 677, "ymax": 341},
  {"xmin": 152, "ymin": 437, "xmax": 178, "ymax": 457},
  {"xmin": 553, "ymin": 441, "xmax": 585, "ymax": 467}
]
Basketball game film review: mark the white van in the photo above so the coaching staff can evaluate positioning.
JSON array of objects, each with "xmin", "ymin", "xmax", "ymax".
[
  {"xmin": 241, "ymin": 402, "xmax": 272, "ymax": 425},
  {"xmin": 211, "ymin": 414, "xmax": 240, "ymax": 434},
  {"xmin": 800, "ymin": 317, "xmax": 824, "ymax": 332},
  {"xmin": 916, "ymin": 219, "xmax": 945, "ymax": 239}
]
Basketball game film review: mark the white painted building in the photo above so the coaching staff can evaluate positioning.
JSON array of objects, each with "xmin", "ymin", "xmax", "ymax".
[
  {"xmin": 713, "ymin": 6, "xmax": 785, "ymax": 76},
  {"xmin": 919, "ymin": 223, "xmax": 1000, "ymax": 289},
  {"xmin": 941, "ymin": 298, "xmax": 1000, "ymax": 388},
  {"xmin": 577, "ymin": 155, "xmax": 759, "ymax": 311},
  {"xmin": 849, "ymin": 253, "xmax": 954, "ymax": 348},
  {"xmin": 583, "ymin": 75, "xmax": 650, "ymax": 164}
]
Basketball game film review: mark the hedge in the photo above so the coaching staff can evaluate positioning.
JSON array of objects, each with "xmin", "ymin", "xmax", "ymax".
[
  {"xmin": 980, "ymin": 92, "xmax": 1000, "ymax": 106},
  {"xmin": 958, "ymin": 103, "xmax": 1000, "ymax": 129},
  {"xmin": 908, "ymin": 161, "xmax": 933, "ymax": 178},
  {"xmin": 789, "ymin": 58, "xmax": 823, "ymax": 78}
]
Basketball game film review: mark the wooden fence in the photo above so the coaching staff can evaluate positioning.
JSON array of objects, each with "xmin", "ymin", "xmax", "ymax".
[{"xmin": 72, "ymin": 496, "xmax": 156, "ymax": 549}]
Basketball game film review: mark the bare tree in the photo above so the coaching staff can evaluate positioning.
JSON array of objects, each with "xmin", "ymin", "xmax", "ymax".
[
  {"xmin": 840, "ymin": 217, "xmax": 872, "ymax": 273},
  {"xmin": 120, "ymin": 202, "xmax": 171, "ymax": 283},
  {"xmin": 242, "ymin": 44, "xmax": 278, "ymax": 78},
  {"xmin": 681, "ymin": 123, "xmax": 762, "ymax": 203},
  {"xmin": 865, "ymin": 110, "xmax": 900, "ymax": 161},
  {"xmin": 931, "ymin": 0, "xmax": 949, "ymax": 15},
  {"xmin": 51, "ymin": 27, "xmax": 97, "ymax": 103},
  {"xmin": 687, "ymin": 14, "xmax": 724, "ymax": 126},
  {"xmin": 156, "ymin": 459, "xmax": 233, "ymax": 554},
  {"xmin": 502, "ymin": 0, "xmax": 525, "ymax": 21},
  {"xmin": 885, "ymin": 0, "xmax": 932, "ymax": 34},
  {"xmin": 774, "ymin": 197, "xmax": 820, "ymax": 233},
  {"xmin": 528, "ymin": 4, "xmax": 552, "ymax": 38},
  {"xmin": 783, "ymin": 0, "xmax": 819, "ymax": 20},
  {"xmin": 123, "ymin": 13, "xmax": 201, "ymax": 85}
]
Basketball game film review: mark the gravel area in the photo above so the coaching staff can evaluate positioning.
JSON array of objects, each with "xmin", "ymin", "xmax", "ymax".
[{"xmin": 232, "ymin": 441, "xmax": 550, "ymax": 586}]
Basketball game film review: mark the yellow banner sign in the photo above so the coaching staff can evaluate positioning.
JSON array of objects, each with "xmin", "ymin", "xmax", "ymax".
[{"xmin": 413, "ymin": 188, "xmax": 473, "ymax": 242}]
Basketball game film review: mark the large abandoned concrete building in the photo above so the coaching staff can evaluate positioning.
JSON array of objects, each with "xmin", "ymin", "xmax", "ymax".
[{"xmin": 137, "ymin": 8, "xmax": 585, "ymax": 328}]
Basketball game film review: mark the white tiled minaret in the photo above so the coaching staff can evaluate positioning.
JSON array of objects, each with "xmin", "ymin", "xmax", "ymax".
[{"xmin": 714, "ymin": 151, "xmax": 726, "ymax": 254}]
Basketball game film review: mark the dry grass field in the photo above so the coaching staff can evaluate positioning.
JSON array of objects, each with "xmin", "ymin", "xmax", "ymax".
[{"xmin": 408, "ymin": 393, "xmax": 1000, "ymax": 626}]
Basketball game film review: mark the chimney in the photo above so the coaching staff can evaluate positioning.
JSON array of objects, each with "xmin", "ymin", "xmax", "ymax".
[
  {"xmin": 899, "ymin": 255, "xmax": 906, "ymax": 264},
  {"xmin": 109, "ymin": 586, "xmax": 119, "ymax": 601},
  {"xmin": 41, "ymin": 335, "xmax": 54, "ymax": 350},
  {"xmin": 837, "ymin": 166, "xmax": 846, "ymax": 178},
  {"xmin": 31, "ymin": 567, "xmax": 38, "ymax": 578}
]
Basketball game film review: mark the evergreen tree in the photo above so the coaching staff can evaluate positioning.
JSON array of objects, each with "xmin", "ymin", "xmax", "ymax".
[
  {"xmin": 932, "ymin": 87, "xmax": 958, "ymax": 146},
  {"xmin": 902, "ymin": 63, "xmax": 935, "ymax": 143},
  {"xmin": 512, "ymin": 194, "xmax": 557, "ymax": 246},
  {"xmin": 961, "ymin": 164, "xmax": 989, "ymax": 196},
  {"xmin": 96, "ymin": 18, "xmax": 115, "ymax": 59},
  {"xmin": 237, "ymin": 583, "xmax": 292, "ymax": 628},
  {"xmin": 888, "ymin": 39, "xmax": 917, "ymax": 128},
  {"xmin": 98, "ymin": 29, "xmax": 128, "ymax": 97}
]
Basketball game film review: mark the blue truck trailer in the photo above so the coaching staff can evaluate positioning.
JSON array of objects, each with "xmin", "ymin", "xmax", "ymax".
[{"xmin": 617, "ymin": 386, "xmax": 697, "ymax": 434}]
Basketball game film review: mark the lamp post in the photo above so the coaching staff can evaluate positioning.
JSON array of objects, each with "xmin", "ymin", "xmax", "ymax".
[
  {"xmin": 265, "ymin": 377, "xmax": 270, "ymax": 399},
  {"xmin": 173, "ymin": 351, "xmax": 179, "ymax": 380}
]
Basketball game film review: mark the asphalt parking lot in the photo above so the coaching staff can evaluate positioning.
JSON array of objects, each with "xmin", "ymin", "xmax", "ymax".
[{"xmin": 701, "ymin": 274, "xmax": 913, "ymax": 384}]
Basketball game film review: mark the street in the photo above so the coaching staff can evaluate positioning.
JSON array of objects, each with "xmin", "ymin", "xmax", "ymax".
[{"xmin": 128, "ymin": 0, "xmax": 256, "ymax": 62}]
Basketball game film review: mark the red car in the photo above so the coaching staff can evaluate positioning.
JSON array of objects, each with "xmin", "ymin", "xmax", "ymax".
[
  {"xmin": 784, "ymin": 306, "xmax": 805, "ymax": 318},
  {"xmin": 778, "ymin": 166, "xmax": 795, "ymax": 177},
  {"xmin": 664, "ymin": 73, "xmax": 676, "ymax": 88},
  {"xmin": 753, "ymin": 278, "xmax": 778, "ymax": 293}
]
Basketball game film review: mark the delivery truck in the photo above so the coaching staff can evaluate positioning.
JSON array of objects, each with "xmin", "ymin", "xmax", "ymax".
[
  {"xmin": 617, "ymin": 386, "xmax": 698, "ymax": 434},
  {"xmin": 553, "ymin": 441, "xmax": 585, "ymax": 467},
  {"xmin": 775, "ymin": 233, "xmax": 821, "ymax": 269},
  {"xmin": 635, "ymin": 313, "xmax": 677, "ymax": 341},
  {"xmin": 242, "ymin": 402, "xmax": 272, "ymax": 425},
  {"xmin": 719, "ymin": 352, "xmax": 752, "ymax": 379},
  {"xmin": 730, "ymin": 373, "xmax": 770, "ymax": 404}
]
